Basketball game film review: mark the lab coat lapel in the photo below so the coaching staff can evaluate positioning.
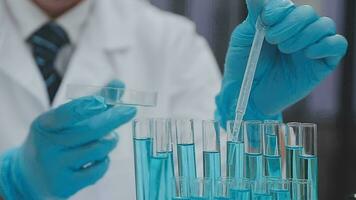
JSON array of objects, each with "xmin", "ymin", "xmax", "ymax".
[{"xmin": 0, "ymin": 12, "xmax": 49, "ymax": 108}]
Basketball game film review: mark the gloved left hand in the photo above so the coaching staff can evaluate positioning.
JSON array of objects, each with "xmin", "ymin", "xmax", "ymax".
[
  {"xmin": 0, "ymin": 95, "xmax": 136, "ymax": 199},
  {"xmin": 216, "ymin": 0, "xmax": 348, "ymax": 126}
]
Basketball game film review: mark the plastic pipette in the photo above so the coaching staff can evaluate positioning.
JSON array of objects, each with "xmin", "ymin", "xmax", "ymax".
[
  {"xmin": 231, "ymin": 17, "xmax": 266, "ymax": 140},
  {"xmin": 227, "ymin": 17, "xmax": 267, "ymax": 170}
]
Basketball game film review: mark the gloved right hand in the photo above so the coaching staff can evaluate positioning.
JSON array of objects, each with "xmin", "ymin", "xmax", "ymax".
[{"xmin": 0, "ymin": 96, "xmax": 137, "ymax": 199}]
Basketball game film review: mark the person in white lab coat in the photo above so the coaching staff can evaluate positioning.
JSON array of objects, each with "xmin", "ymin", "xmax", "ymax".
[{"xmin": 0, "ymin": 0, "xmax": 347, "ymax": 199}]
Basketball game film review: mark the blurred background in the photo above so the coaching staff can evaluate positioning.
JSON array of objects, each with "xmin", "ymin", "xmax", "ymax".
[{"xmin": 149, "ymin": 0, "xmax": 355, "ymax": 199}]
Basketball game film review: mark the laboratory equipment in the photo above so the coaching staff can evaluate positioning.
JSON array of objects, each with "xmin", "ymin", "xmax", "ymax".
[
  {"xmin": 66, "ymin": 84, "xmax": 158, "ymax": 107},
  {"xmin": 149, "ymin": 119, "xmax": 174, "ymax": 200},
  {"xmin": 172, "ymin": 177, "xmax": 190, "ymax": 200},
  {"xmin": 133, "ymin": 119, "xmax": 152, "ymax": 200},
  {"xmin": 244, "ymin": 121, "xmax": 264, "ymax": 180},
  {"xmin": 229, "ymin": 179, "xmax": 252, "ymax": 200},
  {"xmin": 285, "ymin": 122, "xmax": 303, "ymax": 180},
  {"xmin": 263, "ymin": 121, "xmax": 286, "ymax": 179},
  {"xmin": 176, "ymin": 119, "xmax": 197, "ymax": 179},
  {"xmin": 214, "ymin": 178, "xmax": 232, "ymax": 200},
  {"xmin": 268, "ymin": 179, "xmax": 291, "ymax": 200},
  {"xmin": 230, "ymin": 14, "xmax": 267, "ymax": 156},
  {"xmin": 226, "ymin": 120, "xmax": 244, "ymax": 179},
  {"xmin": 227, "ymin": 0, "xmax": 269, "ymax": 175},
  {"xmin": 252, "ymin": 180, "xmax": 272, "ymax": 200},
  {"xmin": 190, "ymin": 178, "xmax": 213, "ymax": 200},
  {"xmin": 203, "ymin": 120, "xmax": 222, "ymax": 181},
  {"xmin": 291, "ymin": 179, "xmax": 312, "ymax": 200},
  {"xmin": 298, "ymin": 123, "xmax": 318, "ymax": 200}
]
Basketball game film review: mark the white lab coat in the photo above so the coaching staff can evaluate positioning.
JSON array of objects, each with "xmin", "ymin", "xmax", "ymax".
[{"xmin": 0, "ymin": 0, "xmax": 221, "ymax": 199}]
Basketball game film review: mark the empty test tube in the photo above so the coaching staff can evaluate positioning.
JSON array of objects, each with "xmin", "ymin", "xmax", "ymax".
[
  {"xmin": 203, "ymin": 120, "xmax": 222, "ymax": 181},
  {"xmin": 176, "ymin": 119, "xmax": 197, "ymax": 179}
]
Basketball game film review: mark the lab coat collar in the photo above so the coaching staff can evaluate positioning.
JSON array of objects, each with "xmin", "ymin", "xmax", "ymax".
[{"xmin": 95, "ymin": 0, "xmax": 135, "ymax": 51}]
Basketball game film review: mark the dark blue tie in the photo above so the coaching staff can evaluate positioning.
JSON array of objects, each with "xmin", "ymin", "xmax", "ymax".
[{"xmin": 28, "ymin": 22, "xmax": 70, "ymax": 103}]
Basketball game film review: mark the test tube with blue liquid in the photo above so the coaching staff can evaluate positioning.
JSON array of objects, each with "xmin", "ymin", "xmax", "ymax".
[
  {"xmin": 268, "ymin": 179, "xmax": 291, "ymax": 200},
  {"xmin": 172, "ymin": 177, "xmax": 190, "ymax": 200},
  {"xmin": 190, "ymin": 178, "xmax": 213, "ymax": 200},
  {"xmin": 263, "ymin": 121, "xmax": 286, "ymax": 179},
  {"xmin": 214, "ymin": 178, "xmax": 232, "ymax": 200},
  {"xmin": 291, "ymin": 179, "xmax": 312, "ymax": 200},
  {"xmin": 133, "ymin": 119, "xmax": 153, "ymax": 200},
  {"xmin": 285, "ymin": 123, "xmax": 303, "ymax": 180},
  {"xmin": 226, "ymin": 120, "xmax": 244, "ymax": 180},
  {"xmin": 298, "ymin": 124, "xmax": 318, "ymax": 200},
  {"xmin": 244, "ymin": 121, "xmax": 264, "ymax": 180},
  {"xmin": 230, "ymin": 179, "xmax": 252, "ymax": 200},
  {"xmin": 149, "ymin": 119, "xmax": 174, "ymax": 200},
  {"xmin": 252, "ymin": 180, "xmax": 272, "ymax": 200},
  {"xmin": 203, "ymin": 120, "xmax": 222, "ymax": 181},
  {"xmin": 176, "ymin": 119, "xmax": 197, "ymax": 179}
]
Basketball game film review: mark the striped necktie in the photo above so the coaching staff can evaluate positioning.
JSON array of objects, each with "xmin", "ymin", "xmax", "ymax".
[{"xmin": 28, "ymin": 22, "xmax": 70, "ymax": 103}]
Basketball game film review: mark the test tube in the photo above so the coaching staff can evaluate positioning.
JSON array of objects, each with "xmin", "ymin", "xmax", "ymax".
[
  {"xmin": 291, "ymin": 179, "xmax": 312, "ymax": 200},
  {"xmin": 149, "ymin": 119, "xmax": 174, "ymax": 200},
  {"xmin": 190, "ymin": 178, "xmax": 213, "ymax": 200},
  {"xmin": 133, "ymin": 119, "xmax": 152, "ymax": 200},
  {"xmin": 298, "ymin": 123, "xmax": 318, "ymax": 200},
  {"xmin": 175, "ymin": 119, "xmax": 197, "ymax": 179},
  {"xmin": 252, "ymin": 180, "xmax": 272, "ymax": 199},
  {"xmin": 263, "ymin": 121, "xmax": 287, "ymax": 179},
  {"xmin": 243, "ymin": 121, "xmax": 264, "ymax": 180},
  {"xmin": 172, "ymin": 177, "xmax": 190, "ymax": 200},
  {"xmin": 214, "ymin": 178, "xmax": 232, "ymax": 200},
  {"xmin": 226, "ymin": 120, "xmax": 244, "ymax": 179},
  {"xmin": 268, "ymin": 179, "xmax": 291, "ymax": 200},
  {"xmin": 203, "ymin": 120, "xmax": 221, "ymax": 181},
  {"xmin": 285, "ymin": 122, "xmax": 303, "ymax": 180},
  {"xmin": 229, "ymin": 179, "xmax": 252, "ymax": 200}
]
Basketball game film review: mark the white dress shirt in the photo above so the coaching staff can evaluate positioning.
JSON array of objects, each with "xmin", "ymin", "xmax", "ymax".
[{"xmin": 6, "ymin": 0, "xmax": 93, "ymax": 76}]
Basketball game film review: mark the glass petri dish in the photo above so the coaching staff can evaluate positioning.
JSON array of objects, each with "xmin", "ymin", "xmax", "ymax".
[{"xmin": 66, "ymin": 84, "xmax": 158, "ymax": 107}]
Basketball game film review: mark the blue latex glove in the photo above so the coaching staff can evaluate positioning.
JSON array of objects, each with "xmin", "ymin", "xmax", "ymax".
[
  {"xmin": 0, "ymin": 95, "xmax": 137, "ymax": 199},
  {"xmin": 216, "ymin": 0, "xmax": 348, "ymax": 126}
]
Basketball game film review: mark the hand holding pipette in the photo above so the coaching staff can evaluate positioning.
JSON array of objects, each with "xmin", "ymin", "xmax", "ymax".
[{"xmin": 216, "ymin": 0, "xmax": 348, "ymax": 128}]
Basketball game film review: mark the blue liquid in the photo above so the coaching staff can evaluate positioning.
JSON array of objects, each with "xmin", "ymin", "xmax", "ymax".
[
  {"xmin": 244, "ymin": 153, "xmax": 263, "ymax": 180},
  {"xmin": 264, "ymin": 155, "xmax": 281, "ymax": 178},
  {"xmin": 271, "ymin": 189, "xmax": 291, "ymax": 200},
  {"xmin": 253, "ymin": 193, "xmax": 272, "ymax": 200},
  {"xmin": 230, "ymin": 188, "xmax": 251, "ymax": 200},
  {"xmin": 227, "ymin": 141, "xmax": 244, "ymax": 179},
  {"xmin": 214, "ymin": 197, "xmax": 230, "ymax": 200},
  {"xmin": 177, "ymin": 143, "xmax": 197, "ymax": 179},
  {"xmin": 298, "ymin": 155, "xmax": 318, "ymax": 200},
  {"xmin": 191, "ymin": 197, "xmax": 209, "ymax": 200},
  {"xmin": 149, "ymin": 151, "xmax": 174, "ymax": 200},
  {"xmin": 172, "ymin": 198, "xmax": 190, "ymax": 200},
  {"xmin": 286, "ymin": 146, "xmax": 302, "ymax": 179},
  {"xmin": 133, "ymin": 138, "xmax": 152, "ymax": 200},
  {"xmin": 203, "ymin": 151, "xmax": 221, "ymax": 180}
]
